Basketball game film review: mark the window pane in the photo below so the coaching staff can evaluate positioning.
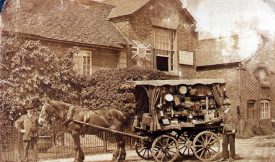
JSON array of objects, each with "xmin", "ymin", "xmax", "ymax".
[
  {"xmin": 261, "ymin": 103, "xmax": 264, "ymax": 108},
  {"xmin": 73, "ymin": 50, "xmax": 92, "ymax": 75},
  {"xmin": 156, "ymin": 56, "xmax": 169, "ymax": 71},
  {"xmin": 260, "ymin": 100, "xmax": 270, "ymax": 119}
]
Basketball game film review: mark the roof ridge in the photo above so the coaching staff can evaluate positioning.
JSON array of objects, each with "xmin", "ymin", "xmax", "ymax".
[{"xmin": 241, "ymin": 34, "xmax": 270, "ymax": 65}]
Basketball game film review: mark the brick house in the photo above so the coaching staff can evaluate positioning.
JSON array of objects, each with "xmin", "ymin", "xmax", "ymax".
[
  {"xmin": 1, "ymin": 0, "xmax": 198, "ymax": 77},
  {"xmin": 196, "ymin": 35, "xmax": 275, "ymax": 137},
  {"xmin": 1, "ymin": 0, "xmax": 128, "ymax": 75},
  {"xmin": 103, "ymin": 0, "xmax": 198, "ymax": 78}
]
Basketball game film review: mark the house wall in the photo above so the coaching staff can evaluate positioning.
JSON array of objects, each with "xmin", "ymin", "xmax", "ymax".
[
  {"xmin": 113, "ymin": 0, "xmax": 198, "ymax": 78},
  {"xmin": 196, "ymin": 42, "xmax": 275, "ymax": 137},
  {"xmin": 196, "ymin": 67, "xmax": 240, "ymax": 110},
  {"xmin": 239, "ymin": 67, "xmax": 273, "ymax": 136},
  {"xmin": 196, "ymin": 67, "xmax": 241, "ymax": 134},
  {"xmin": 240, "ymin": 44, "xmax": 275, "ymax": 136},
  {"xmin": 22, "ymin": 36, "xmax": 124, "ymax": 73}
]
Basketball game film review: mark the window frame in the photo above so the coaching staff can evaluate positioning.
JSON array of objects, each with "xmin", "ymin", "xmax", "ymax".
[
  {"xmin": 73, "ymin": 50, "xmax": 92, "ymax": 75},
  {"xmin": 260, "ymin": 100, "xmax": 271, "ymax": 119},
  {"xmin": 153, "ymin": 27, "xmax": 176, "ymax": 72}
]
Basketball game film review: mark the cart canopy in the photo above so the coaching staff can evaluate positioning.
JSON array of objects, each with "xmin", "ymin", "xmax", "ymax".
[
  {"xmin": 124, "ymin": 79, "xmax": 226, "ymax": 131},
  {"xmin": 125, "ymin": 79, "xmax": 225, "ymax": 87}
]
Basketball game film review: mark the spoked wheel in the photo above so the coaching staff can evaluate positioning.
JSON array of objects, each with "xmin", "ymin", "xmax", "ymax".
[
  {"xmin": 193, "ymin": 131, "xmax": 221, "ymax": 161},
  {"xmin": 152, "ymin": 135, "xmax": 179, "ymax": 162},
  {"xmin": 178, "ymin": 134, "xmax": 194, "ymax": 157},
  {"xmin": 135, "ymin": 138, "xmax": 152, "ymax": 159}
]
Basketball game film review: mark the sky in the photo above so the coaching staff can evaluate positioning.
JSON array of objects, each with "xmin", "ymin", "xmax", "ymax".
[
  {"xmin": 182, "ymin": 0, "xmax": 275, "ymax": 38},
  {"xmin": 181, "ymin": 0, "xmax": 275, "ymax": 58}
]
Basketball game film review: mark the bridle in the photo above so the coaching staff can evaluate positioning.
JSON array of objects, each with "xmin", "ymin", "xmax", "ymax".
[{"xmin": 39, "ymin": 103, "xmax": 55, "ymax": 125}]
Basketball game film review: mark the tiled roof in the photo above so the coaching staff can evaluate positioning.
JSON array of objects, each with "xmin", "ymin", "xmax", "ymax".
[
  {"xmin": 196, "ymin": 36, "xmax": 243, "ymax": 66},
  {"xmin": 102, "ymin": 0, "xmax": 150, "ymax": 19},
  {"xmin": 102, "ymin": 0, "xmax": 195, "ymax": 23},
  {"xmin": 2, "ymin": 0, "xmax": 126, "ymax": 48}
]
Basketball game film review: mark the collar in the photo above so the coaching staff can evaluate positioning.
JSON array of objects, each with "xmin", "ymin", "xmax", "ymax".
[{"xmin": 224, "ymin": 108, "xmax": 230, "ymax": 114}]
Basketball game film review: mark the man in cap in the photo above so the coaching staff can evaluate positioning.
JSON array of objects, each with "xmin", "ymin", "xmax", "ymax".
[
  {"xmin": 15, "ymin": 101, "xmax": 39, "ymax": 162},
  {"xmin": 219, "ymin": 98, "xmax": 237, "ymax": 161}
]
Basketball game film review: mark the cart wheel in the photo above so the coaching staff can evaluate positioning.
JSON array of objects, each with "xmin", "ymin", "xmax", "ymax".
[
  {"xmin": 152, "ymin": 135, "xmax": 179, "ymax": 162},
  {"xmin": 135, "ymin": 139, "xmax": 152, "ymax": 159},
  {"xmin": 193, "ymin": 131, "xmax": 220, "ymax": 161},
  {"xmin": 178, "ymin": 134, "xmax": 194, "ymax": 157}
]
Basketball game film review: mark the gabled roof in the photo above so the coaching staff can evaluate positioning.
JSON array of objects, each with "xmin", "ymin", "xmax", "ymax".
[
  {"xmin": 102, "ymin": 0, "xmax": 196, "ymax": 23},
  {"xmin": 102, "ymin": 0, "xmax": 150, "ymax": 19},
  {"xmin": 196, "ymin": 35, "xmax": 243, "ymax": 67},
  {"xmin": 1, "ymin": 0, "xmax": 126, "ymax": 48},
  {"xmin": 241, "ymin": 35, "xmax": 270, "ymax": 66},
  {"xmin": 196, "ymin": 34, "xmax": 270, "ymax": 67},
  {"xmin": 263, "ymin": 0, "xmax": 275, "ymax": 12}
]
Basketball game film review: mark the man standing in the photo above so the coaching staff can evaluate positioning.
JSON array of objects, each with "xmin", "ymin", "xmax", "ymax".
[
  {"xmin": 220, "ymin": 98, "xmax": 237, "ymax": 161},
  {"xmin": 15, "ymin": 102, "xmax": 39, "ymax": 162}
]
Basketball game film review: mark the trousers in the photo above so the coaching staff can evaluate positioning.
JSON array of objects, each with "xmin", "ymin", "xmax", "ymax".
[
  {"xmin": 222, "ymin": 133, "xmax": 235, "ymax": 159},
  {"xmin": 23, "ymin": 138, "xmax": 38, "ymax": 162}
]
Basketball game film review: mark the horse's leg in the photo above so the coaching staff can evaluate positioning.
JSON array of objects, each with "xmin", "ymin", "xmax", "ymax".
[
  {"xmin": 112, "ymin": 134, "xmax": 126, "ymax": 162},
  {"xmin": 71, "ymin": 132, "xmax": 85, "ymax": 162},
  {"xmin": 118, "ymin": 136, "xmax": 126, "ymax": 161}
]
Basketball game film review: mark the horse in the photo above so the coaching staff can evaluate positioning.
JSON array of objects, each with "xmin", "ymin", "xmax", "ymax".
[{"xmin": 38, "ymin": 99, "xmax": 132, "ymax": 162}]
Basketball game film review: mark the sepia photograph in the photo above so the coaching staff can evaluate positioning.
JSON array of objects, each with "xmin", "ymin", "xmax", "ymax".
[{"xmin": 0, "ymin": 0, "xmax": 274, "ymax": 162}]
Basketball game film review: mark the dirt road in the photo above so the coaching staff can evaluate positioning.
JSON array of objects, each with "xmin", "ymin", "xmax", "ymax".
[{"xmin": 42, "ymin": 134, "xmax": 275, "ymax": 162}]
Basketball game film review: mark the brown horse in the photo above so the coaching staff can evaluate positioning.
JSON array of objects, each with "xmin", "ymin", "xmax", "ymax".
[{"xmin": 38, "ymin": 100, "xmax": 131, "ymax": 162}]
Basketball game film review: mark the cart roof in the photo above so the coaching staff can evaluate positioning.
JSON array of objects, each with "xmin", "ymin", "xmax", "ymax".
[{"xmin": 125, "ymin": 79, "xmax": 225, "ymax": 87}]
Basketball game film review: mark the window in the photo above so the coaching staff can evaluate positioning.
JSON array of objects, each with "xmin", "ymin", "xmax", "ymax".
[
  {"xmin": 154, "ymin": 27, "xmax": 176, "ymax": 72},
  {"xmin": 254, "ymin": 67, "xmax": 270, "ymax": 87},
  {"xmin": 260, "ymin": 100, "xmax": 270, "ymax": 119},
  {"xmin": 73, "ymin": 50, "xmax": 92, "ymax": 75},
  {"xmin": 247, "ymin": 100, "xmax": 256, "ymax": 119},
  {"xmin": 179, "ymin": 51, "xmax": 194, "ymax": 65},
  {"xmin": 258, "ymin": 69, "xmax": 268, "ymax": 81}
]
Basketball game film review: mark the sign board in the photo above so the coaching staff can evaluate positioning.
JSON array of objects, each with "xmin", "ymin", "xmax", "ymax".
[{"xmin": 179, "ymin": 50, "xmax": 194, "ymax": 65}]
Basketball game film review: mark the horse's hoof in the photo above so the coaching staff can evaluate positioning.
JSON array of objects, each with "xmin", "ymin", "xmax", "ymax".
[{"xmin": 73, "ymin": 160, "xmax": 83, "ymax": 162}]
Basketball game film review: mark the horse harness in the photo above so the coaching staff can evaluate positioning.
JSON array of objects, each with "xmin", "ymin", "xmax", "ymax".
[
  {"xmin": 64, "ymin": 105, "xmax": 75, "ymax": 126},
  {"xmin": 63, "ymin": 105, "xmax": 114, "ymax": 127}
]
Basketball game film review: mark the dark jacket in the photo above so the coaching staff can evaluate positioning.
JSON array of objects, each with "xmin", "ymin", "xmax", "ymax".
[
  {"xmin": 15, "ymin": 113, "xmax": 39, "ymax": 141},
  {"xmin": 221, "ymin": 107, "xmax": 237, "ymax": 134}
]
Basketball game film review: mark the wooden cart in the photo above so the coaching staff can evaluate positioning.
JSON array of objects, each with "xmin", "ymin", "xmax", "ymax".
[{"xmin": 123, "ymin": 79, "xmax": 227, "ymax": 162}]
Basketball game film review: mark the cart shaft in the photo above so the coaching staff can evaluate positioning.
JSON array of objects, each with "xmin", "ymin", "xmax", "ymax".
[{"xmin": 73, "ymin": 120, "xmax": 147, "ymax": 140}]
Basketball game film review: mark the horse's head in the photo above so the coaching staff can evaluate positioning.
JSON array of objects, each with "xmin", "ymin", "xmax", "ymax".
[{"xmin": 38, "ymin": 101, "xmax": 55, "ymax": 126}]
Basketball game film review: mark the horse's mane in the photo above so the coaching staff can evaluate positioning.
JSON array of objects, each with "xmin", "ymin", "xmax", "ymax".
[
  {"xmin": 48, "ymin": 100, "xmax": 89, "ymax": 111},
  {"xmin": 49, "ymin": 100, "xmax": 70, "ymax": 107}
]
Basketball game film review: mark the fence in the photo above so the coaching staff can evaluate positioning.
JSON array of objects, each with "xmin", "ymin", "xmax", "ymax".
[{"xmin": 0, "ymin": 126, "xmax": 135, "ymax": 162}]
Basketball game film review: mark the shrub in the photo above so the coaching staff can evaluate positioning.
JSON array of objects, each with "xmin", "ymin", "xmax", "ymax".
[
  {"xmin": 81, "ymin": 67, "xmax": 167, "ymax": 115},
  {"xmin": 0, "ymin": 34, "xmax": 167, "ymax": 123}
]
